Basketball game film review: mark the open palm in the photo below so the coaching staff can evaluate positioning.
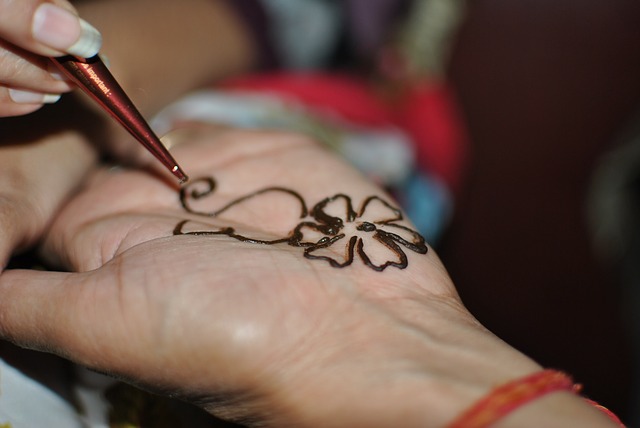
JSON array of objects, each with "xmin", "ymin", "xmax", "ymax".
[{"xmin": 0, "ymin": 125, "xmax": 539, "ymax": 426}]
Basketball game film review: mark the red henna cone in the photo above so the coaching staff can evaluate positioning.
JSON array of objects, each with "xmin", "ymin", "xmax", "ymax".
[{"xmin": 52, "ymin": 55, "xmax": 188, "ymax": 184}]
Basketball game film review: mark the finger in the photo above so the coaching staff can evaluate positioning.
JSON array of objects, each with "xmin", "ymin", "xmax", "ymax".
[
  {"xmin": 0, "ymin": 87, "xmax": 65, "ymax": 117},
  {"xmin": 0, "ymin": 264, "xmax": 207, "ymax": 395},
  {"xmin": 0, "ymin": 41, "xmax": 73, "ymax": 91},
  {"xmin": 0, "ymin": 0, "xmax": 101, "ymax": 59},
  {"xmin": 0, "ymin": 43, "xmax": 72, "ymax": 117},
  {"xmin": 0, "ymin": 269, "xmax": 76, "ymax": 352},
  {"xmin": 0, "ymin": 90, "xmax": 45, "ymax": 116},
  {"xmin": 0, "ymin": 268, "xmax": 151, "ymax": 389}
]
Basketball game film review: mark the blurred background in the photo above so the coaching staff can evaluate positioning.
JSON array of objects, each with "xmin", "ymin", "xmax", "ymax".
[{"xmin": 441, "ymin": 0, "xmax": 640, "ymax": 423}]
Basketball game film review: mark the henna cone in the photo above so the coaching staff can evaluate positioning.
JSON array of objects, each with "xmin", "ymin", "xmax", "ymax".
[{"xmin": 52, "ymin": 55, "xmax": 188, "ymax": 184}]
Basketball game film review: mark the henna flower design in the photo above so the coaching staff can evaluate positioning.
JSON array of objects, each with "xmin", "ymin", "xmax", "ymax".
[
  {"xmin": 292, "ymin": 194, "xmax": 428, "ymax": 271},
  {"xmin": 174, "ymin": 177, "xmax": 428, "ymax": 271}
]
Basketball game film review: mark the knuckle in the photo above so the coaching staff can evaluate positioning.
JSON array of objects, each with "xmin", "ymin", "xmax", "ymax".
[
  {"xmin": 0, "ymin": 48, "xmax": 22, "ymax": 84},
  {"xmin": 0, "ymin": 42, "xmax": 65, "ymax": 91}
]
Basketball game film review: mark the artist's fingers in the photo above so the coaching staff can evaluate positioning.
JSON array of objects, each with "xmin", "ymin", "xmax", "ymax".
[
  {"xmin": 0, "ymin": 0, "xmax": 99, "ymax": 117},
  {"xmin": 0, "ymin": 85, "xmax": 67, "ymax": 117},
  {"xmin": 0, "ymin": 51, "xmax": 71, "ymax": 112},
  {"xmin": 0, "ymin": 89, "xmax": 45, "ymax": 116},
  {"xmin": 0, "ymin": 43, "xmax": 73, "ymax": 116},
  {"xmin": 0, "ymin": 0, "xmax": 101, "ymax": 59}
]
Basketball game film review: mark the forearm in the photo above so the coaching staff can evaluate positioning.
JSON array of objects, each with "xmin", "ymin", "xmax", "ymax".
[
  {"xmin": 74, "ymin": 0, "xmax": 258, "ymax": 116},
  {"xmin": 262, "ymin": 297, "xmax": 621, "ymax": 427}
]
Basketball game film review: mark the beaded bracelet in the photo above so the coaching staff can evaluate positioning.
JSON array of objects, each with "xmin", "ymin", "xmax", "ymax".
[{"xmin": 447, "ymin": 369, "xmax": 625, "ymax": 428}]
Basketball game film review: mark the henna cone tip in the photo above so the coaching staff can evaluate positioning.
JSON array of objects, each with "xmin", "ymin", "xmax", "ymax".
[{"xmin": 173, "ymin": 166, "xmax": 189, "ymax": 184}]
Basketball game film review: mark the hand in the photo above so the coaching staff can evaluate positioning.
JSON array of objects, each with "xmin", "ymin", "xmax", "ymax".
[
  {"xmin": 0, "ymin": 0, "xmax": 258, "ymax": 259},
  {"xmin": 0, "ymin": 0, "xmax": 101, "ymax": 116},
  {"xmin": 0, "ymin": 96, "xmax": 98, "ymax": 267},
  {"xmin": 0, "ymin": 125, "xmax": 613, "ymax": 427}
]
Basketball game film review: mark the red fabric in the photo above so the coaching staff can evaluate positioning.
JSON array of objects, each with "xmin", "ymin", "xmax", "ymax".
[
  {"xmin": 221, "ymin": 72, "xmax": 468, "ymax": 190},
  {"xmin": 394, "ymin": 81, "xmax": 467, "ymax": 190},
  {"xmin": 223, "ymin": 73, "xmax": 392, "ymax": 126}
]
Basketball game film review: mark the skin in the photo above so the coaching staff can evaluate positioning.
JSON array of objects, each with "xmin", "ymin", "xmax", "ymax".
[
  {"xmin": 0, "ymin": 2, "xmax": 624, "ymax": 426},
  {"xmin": 73, "ymin": 0, "xmax": 257, "ymax": 162},
  {"xmin": 75, "ymin": 0, "xmax": 256, "ymax": 114},
  {"xmin": 0, "ymin": 0, "xmax": 259, "ymax": 413},
  {"xmin": 0, "ymin": 124, "xmax": 620, "ymax": 427},
  {"xmin": 0, "ymin": 0, "xmax": 79, "ymax": 116},
  {"xmin": 0, "ymin": 0, "xmax": 253, "ymax": 117},
  {"xmin": 0, "ymin": 0, "xmax": 258, "ymax": 267}
]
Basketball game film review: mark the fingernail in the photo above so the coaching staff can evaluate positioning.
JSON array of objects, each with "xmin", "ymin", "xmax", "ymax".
[
  {"xmin": 32, "ymin": 4, "xmax": 102, "ymax": 58},
  {"xmin": 9, "ymin": 89, "xmax": 61, "ymax": 104}
]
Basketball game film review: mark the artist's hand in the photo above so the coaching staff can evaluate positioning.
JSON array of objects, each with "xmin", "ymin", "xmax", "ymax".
[
  {"xmin": 0, "ymin": 0, "xmax": 101, "ymax": 116},
  {"xmin": 0, "ymin": 98, "xmax": 98, "ymax": 268},
  {"xmin": 0, "ymin": 126, "xmax": 614, "ymax": 427}
]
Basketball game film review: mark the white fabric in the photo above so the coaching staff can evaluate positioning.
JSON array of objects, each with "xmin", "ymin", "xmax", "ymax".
[
  {"xmin": 0, "ymin": 358, "xmax": 83, "ymax": 428},
  {"xmin": 260, "ymin": 0, "xmax": 342, "ymax": 68}
]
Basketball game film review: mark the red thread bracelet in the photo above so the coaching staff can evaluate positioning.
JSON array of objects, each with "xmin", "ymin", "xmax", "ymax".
[{"xmin": 447, "ymin": 369, "xmax": 625, "ymax": 428}]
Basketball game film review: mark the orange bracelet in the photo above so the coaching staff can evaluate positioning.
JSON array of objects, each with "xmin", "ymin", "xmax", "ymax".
[{"xmin": 447, "ymin": 370, "xmax": 625, "ymax": 428}]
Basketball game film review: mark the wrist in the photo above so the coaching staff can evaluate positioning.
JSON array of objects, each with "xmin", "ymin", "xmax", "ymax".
[
  {"xmin": 451, "ymin": 369, "xmax": 623, "ymax": 428},
  {"xmin": 257, "ymin": 297, "xmax": 544, "ymax": 427},
  {"xmin": 248, "ymin": 295, "xmax": 623, "ymax": 427},
  {"xmin": 494, "ymin": 392, "xmax": 623, "ymax": 428}
]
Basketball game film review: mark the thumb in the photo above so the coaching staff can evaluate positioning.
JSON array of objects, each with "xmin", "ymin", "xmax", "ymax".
[
  {"xmin": 0, "ymin": 269, "xmax": 89, "ymax": 356},
  {"xmin": 0, "ymin": 267, "xmax": 216, "ymax": 398},
  {"xmin": 0, "ymin": 0, "xmax": 101, "ymax": 59},
  {"xmin": 0, "ymin": 268, "xmax": 138, "ymax": 376}
]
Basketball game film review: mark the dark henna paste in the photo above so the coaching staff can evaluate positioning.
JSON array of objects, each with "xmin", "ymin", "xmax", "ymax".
[
  {"xmin": 180, "ymin": 177, "xmax": 308, "ymax": 219},
  {"xmin": 175, "ymin": 176, "xmax": 427, "ymax": 271}
]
